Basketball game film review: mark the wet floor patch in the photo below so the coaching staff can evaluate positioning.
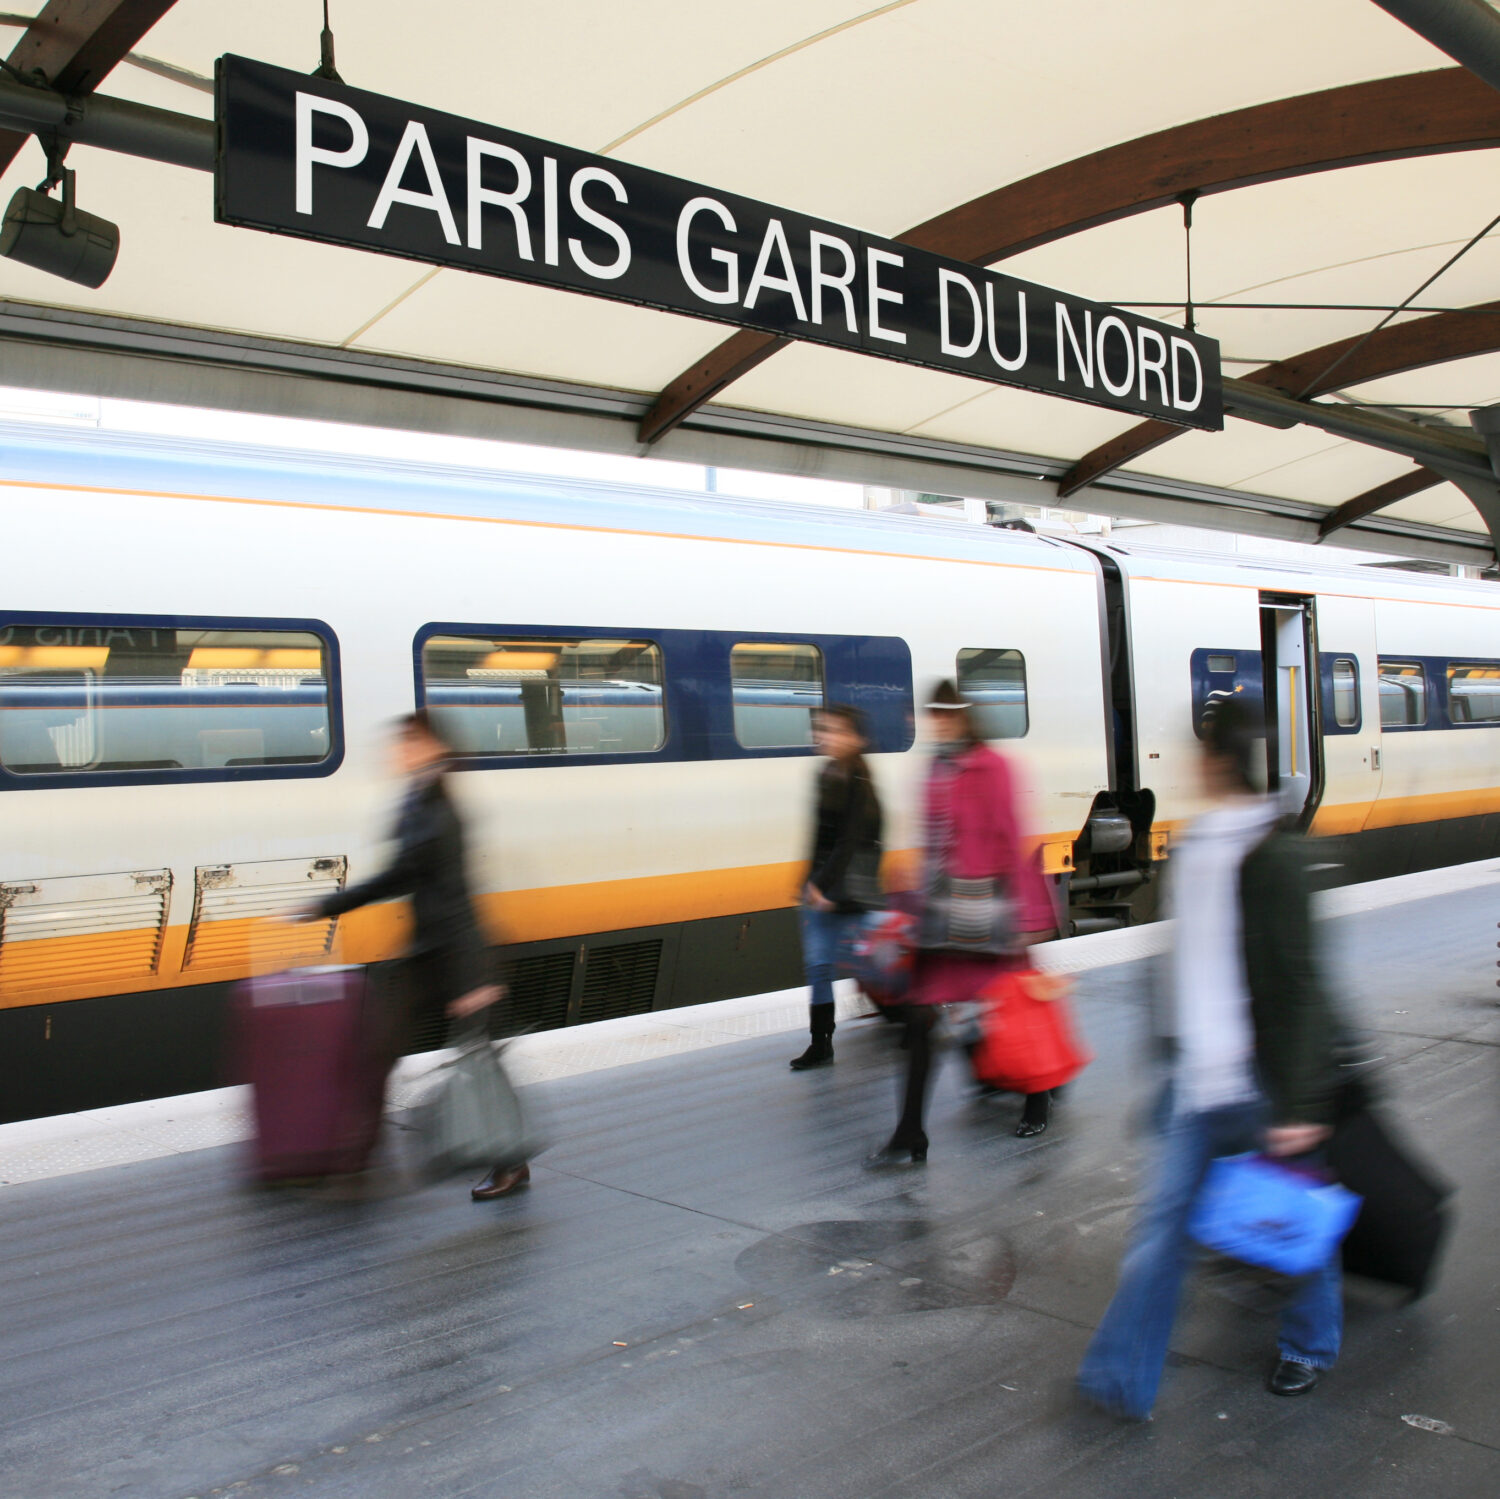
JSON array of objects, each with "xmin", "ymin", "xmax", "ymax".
[{"xmin": 735, "ymin": 1218, "xmax": 1018, "ymax": 1316}]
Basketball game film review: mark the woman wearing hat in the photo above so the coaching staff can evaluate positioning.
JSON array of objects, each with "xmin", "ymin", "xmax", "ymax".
[{"xmin": 868, "ymin": 680, "xmax": 1057, "ymax": 1163}]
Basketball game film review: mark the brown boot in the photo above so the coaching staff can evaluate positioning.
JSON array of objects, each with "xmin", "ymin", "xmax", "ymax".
[{"xmin": 471, "ymin": 1163, "xmax": 530, "ymax": 1200}]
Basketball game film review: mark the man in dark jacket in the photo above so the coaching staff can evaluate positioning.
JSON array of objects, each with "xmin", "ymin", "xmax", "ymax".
[
  {"xmin": 317, "ymin": 711, "xmax": 529, "ymax": 1200},
  {"xmin": 1077, "ymin": 698, "xmax": 1341, "ymax": 1420}
]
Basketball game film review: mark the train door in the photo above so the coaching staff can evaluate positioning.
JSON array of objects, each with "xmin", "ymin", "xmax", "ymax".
[
  {"xmin": 1307, "ymin": 594, "xmax": 1383, "ymax": 838},
  {"xmin": 1259, "ymin": 593, "xmax": 1323, "ymax": 822}
]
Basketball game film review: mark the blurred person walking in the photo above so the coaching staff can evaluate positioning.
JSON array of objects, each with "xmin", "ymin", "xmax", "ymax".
[
  {"xmin": 790, "ymin": 705, "xmax": 884, "ymax": 1069},
  {"xmin": 1077, "ymin": 697, "xmax": 1341, "ymax": 1420},
  {"xmin": 312, "ymin": 710, "xmax": 530, "ymax": 1201},
  {"xmin": 867, "ymin": 680, "xmax": 1056, "ymax": 1163}
]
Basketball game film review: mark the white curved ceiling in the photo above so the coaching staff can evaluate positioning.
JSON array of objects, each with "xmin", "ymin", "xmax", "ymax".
[{"xmin": 0, "ymin": 0, "xmax": 1494, "ymax": 548}]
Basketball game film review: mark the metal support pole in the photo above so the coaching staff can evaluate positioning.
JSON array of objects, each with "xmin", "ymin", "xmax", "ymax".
[
  {"xmin": 1466, "ymin": 405, "xmax": 1500, "ymax": 554},
  {"xmin": 1372, "ymin": 0, "xmax": 1500, "ymax": 95},
  {"xmin": 0, "ymin": 75, "xmax": 212, "ymax": 172},
  {"xmin": 1224, "ymin": 377, "xmax": 1495, "ymax": 481}
]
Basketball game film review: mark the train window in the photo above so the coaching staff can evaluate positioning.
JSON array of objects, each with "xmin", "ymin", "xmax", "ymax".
[
  {"xmin": 1331, "ymin": 658, "xmax": 1359, "ymax": 728},
  {"xmin": 1447, "ymin": 663, "xmax": 1500, "ymax": 724},
  {"xmin": 1377, "ymin": 660, "xmax": 1426, "ymax": 728},
  {"xmin": 420, "ymin": 635, "xmax": 665, "ymax": 756},
  {"xmin": 956, "ymin": 648, "xmax": 1028, "ymax": 739},
  {"xmin": 0, "ymin": 623, "xmax": 332, "ymax": 775},
  {"xmin": 731, "ymin": 643, "xmax": 824, "ymax": 749}
]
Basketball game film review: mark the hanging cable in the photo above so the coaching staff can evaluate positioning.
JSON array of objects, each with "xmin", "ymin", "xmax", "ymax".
[
  {"xmin": 315, "ymin": 0, "xmax": 343, "ymax": 82},
  {"xmin": 1178, "ymin": 191, "xmax": 1199, "ymax": 335},
  {"xmin": 1294, "ymin": 206, "xmax": 1500, "ymax": 398}
]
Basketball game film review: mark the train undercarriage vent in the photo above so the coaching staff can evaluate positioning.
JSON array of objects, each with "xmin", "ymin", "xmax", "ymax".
[
  {"xmin": 0, "ymin": 869, "xmax": 172, "ymax": 998},
  {"xmin": 1063, "ymin": 795, "xmax": 1157, "ymax": 936}
]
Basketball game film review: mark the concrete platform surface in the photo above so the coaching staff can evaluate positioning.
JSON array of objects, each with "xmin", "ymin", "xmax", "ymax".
[{"xmin": 1, "ymin": 864, "xmax": 1497, "ymax": 1499}]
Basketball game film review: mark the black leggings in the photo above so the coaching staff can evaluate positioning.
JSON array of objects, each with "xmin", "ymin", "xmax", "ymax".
[{"xmin": 891, "ymin": 1004, "xmax": 1050, "ymax": 1147}]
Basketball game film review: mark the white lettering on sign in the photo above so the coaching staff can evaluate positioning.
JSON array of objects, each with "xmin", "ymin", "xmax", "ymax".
[
  {"xmin": 1096, "ymin": 315, "xmax": 1135, "ymax": 398},
  {"xmin": 568, "ymin": 167, "xmax": 630, "ymax": 280},
  {"xmin": 542, "ymin": 156, "xmax": 559, "ymax": 267},
  {"xmin": 1057, "ymin": 304, "xmax": 1094, "ymax": 387},
  {"xmin": 939, "ymin": 271, "xmax": 1029, "ymax": 371},
  {"xmin": 294, "ymin": 94, "xmax": 368, "ymax": 215},
  {"xmin": 230, "ymin": 63, "xmax": 1222, "ymax": 432},
  {"xmin": 368, "ymin": 120, "xmax": 459, "ymax": 244},
  {"xmin": 466, "ymin": 138, "xmax": 533, "ymax": 258},
  {"xmin": 677, "ymin": 197, "xmax": 739, "ymax": 305},
  {"xmin": 867, "ymin": 247, "xmax": 906, "ymax": 345},
  {"xmin": 938, "ymin": 269, "xmax": 982, "ymax": 358},
  {"xmin": 1172, "ymin": 337, "xmax": 1204, "ymax": 412},
  {"xmin": 808, "ymin": 231, "xmax": 857, "ymax": 333},
  {"xmin": 985, "ymin": 284, "xmax": 1027, "ymax": 371},
  {"xmin": 743, "ymin": 219, "xmax": 807, "ymax": 321},
  {"xmin": 1137, "ymin": 325, "xmax": 1169, "ymax": 403}
]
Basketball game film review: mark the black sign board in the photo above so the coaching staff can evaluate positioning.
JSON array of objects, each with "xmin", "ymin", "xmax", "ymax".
[{"xmin": 216, "ymin": 55, "xmax": 1221, "ymax": 431}]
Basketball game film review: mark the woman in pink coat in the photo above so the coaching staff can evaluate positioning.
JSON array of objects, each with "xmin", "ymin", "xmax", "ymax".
[{"xmin": 867, "ymin": 680, "xmax": 1058, "ymax": 1165}]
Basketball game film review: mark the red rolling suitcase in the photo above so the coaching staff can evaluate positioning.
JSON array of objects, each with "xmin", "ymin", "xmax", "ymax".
[{"xmin": 236, "ymin": 965, "xmax": 386, "ymax": 1182}]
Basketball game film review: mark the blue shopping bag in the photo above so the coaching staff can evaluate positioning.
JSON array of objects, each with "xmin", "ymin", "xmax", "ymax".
[{"xmin": 1189, "ymin": 1153, "xmax": 1362, "ymax": 1277}]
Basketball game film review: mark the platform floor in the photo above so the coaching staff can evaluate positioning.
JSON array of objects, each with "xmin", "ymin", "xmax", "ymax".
[{"xmin": 2, "ymin": 864, "xmax": 1497, "ymax": 1499}]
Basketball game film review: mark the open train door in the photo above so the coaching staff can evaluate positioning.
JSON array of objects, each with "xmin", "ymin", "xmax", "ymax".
[{"xmin": 1259, "ymin": 593, "xmax": 1324, "ymax": 823}]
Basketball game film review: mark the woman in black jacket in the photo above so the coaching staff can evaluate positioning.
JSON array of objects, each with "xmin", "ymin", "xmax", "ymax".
[
  {"xmin": 790, "ymin": 704, "xmax": 883, "ymax": 1071},
  {"xmin": 316, "ymin": 711, "xmax": 529, "ymax": 1200}
]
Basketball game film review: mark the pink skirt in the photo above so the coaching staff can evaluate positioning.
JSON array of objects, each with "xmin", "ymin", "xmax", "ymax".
[{"xmin": 908, "ymin": 950, "xmax": 1026, "ymax": 1006}]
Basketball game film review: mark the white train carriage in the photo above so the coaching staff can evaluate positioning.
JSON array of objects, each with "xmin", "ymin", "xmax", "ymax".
[{"xmin": 0, "ymin": 423, "xmax": 1495, "ymax": 1120}]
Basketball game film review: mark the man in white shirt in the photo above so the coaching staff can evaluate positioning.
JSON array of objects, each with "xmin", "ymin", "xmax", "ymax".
[{"xmin": 1077, "ymin": 698, "xmax": 1341, "ymax": 1420}]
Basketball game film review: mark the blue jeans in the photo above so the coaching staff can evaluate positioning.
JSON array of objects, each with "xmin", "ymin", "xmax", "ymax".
[
  {"xmin": 1077, "ymin": 1094, "xmax": 1342, "ymax": 1420},
  {"xmin": 799, "ymin": 904, "xmax": 864, "ymax": 1019}
]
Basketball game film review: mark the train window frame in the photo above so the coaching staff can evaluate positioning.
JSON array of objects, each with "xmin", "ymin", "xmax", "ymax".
[
  {"xmin": 955, "ymin": 647, "xmax": 1029, "ymax": 740},
  {"xmin": 729, "ymin": 641, "xmax": 826, "ymax": 751},
  {"xmin": 1377, "ymin": 659, "xmax": 1427, "ymax": 730},
  {"xmin": 413, "ymin": 624, "xmax": 914, "ymax": 767},
  {"xmin": 0, "ymin": 612, "xmax": 343, "ymax": 790},
  {"xmin": 1446, "ymin": 661, "xmax": 1500, "ymax": 727},
  {"xmin": 418, "ymin": 631, "xmax": 669, "ymax": 761},
  {"xmin": 1329, "ymin": 656, "xmax": 1361, "ymax": 732}
]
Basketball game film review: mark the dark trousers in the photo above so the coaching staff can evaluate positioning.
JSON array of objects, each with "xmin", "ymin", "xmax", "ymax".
[
  {"xmin": 893, "ymin": 1006, "xmax": 940, "ymax": 1148},
  {"xmin": 892, "ymin": 1004, "xmax": 1051, "ymax": 1147}
]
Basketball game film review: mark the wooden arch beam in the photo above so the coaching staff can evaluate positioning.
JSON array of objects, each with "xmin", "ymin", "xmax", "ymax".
[
  {"xmin": 1058, "ymin": 299, "xmax": 1500, "ymax": 496},
  {"xmin": 1316, "ymin": 468, "xmax": 1444, "ymax": 540},
  {"xmin": 638, "ymin": 67, "xmax": 1500, "ymax": 444},
  {"xmin": 0, "ymin": 0, "xmax": 179, "ymax": 174}
]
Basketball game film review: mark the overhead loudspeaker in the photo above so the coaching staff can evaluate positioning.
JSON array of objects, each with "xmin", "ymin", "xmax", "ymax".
[{"xmin": 0, "ymin": 176, "xmax": 118, "ymax": 289}]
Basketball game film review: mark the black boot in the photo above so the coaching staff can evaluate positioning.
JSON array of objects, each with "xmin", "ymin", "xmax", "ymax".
[
  {"xmin": 790, "ymin": 1006, "xmax": 835, "ymax": 1069},
  {"xmin": 1015, "ymin": 1090, "xmax": 1051, "ymax": 1138}
]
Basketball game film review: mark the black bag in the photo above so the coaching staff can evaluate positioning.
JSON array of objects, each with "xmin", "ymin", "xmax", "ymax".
[
  {"xmin": 413, "ymin": 1038, "xmax": 529, "ymax": 1178},
  {"xmin": 1327, "ymin": 1106, "xmax": 1451, "ymax": 1299}
]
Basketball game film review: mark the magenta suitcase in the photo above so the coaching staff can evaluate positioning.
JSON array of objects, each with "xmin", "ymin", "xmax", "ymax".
[{"xmin": 236, "ymin": 965, "xmax": 385, "ymax": 1181}]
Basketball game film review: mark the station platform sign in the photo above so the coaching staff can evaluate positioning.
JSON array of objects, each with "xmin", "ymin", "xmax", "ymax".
[{"xmin": 216, "ymin": 54, "xmax": 1221, "ymax": 431}]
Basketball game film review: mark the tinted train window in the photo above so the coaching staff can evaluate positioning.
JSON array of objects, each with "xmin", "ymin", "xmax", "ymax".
[
  {"xmin": 0, "ymin": 623, "xmax": 332, "ymax": 775},
  {"xmin": 1377, "ymin": 660, "xmax": 1426, "ymax": 727},
  {"xmin": 731, "ymin": 643, "xmax": 824, "ymax": 749},
  {"xmin": 1447, "ymin": 663, "xmax": 1500, "ymax": 724},
  {"xmin": 957, "ymin": 648, "xmax": 1028, "ymax": 739},
  {"xmin": 1331, "ymin": 658, "xmax": 1359, "ymax": 728},
  {"xmin": 421, "ymin": 635, "xmax": 665, "ymax": 756}
]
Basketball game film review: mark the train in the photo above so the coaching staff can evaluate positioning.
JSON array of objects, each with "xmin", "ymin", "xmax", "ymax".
[{"xmin": 2, "ymin": 422, "xmax": 1497, "ymax": 1122}]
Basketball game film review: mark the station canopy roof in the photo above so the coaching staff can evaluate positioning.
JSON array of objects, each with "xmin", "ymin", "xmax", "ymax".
[{"xmin": 1, "ymin": 1, "xmax": 1499, "ymax": 563}]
